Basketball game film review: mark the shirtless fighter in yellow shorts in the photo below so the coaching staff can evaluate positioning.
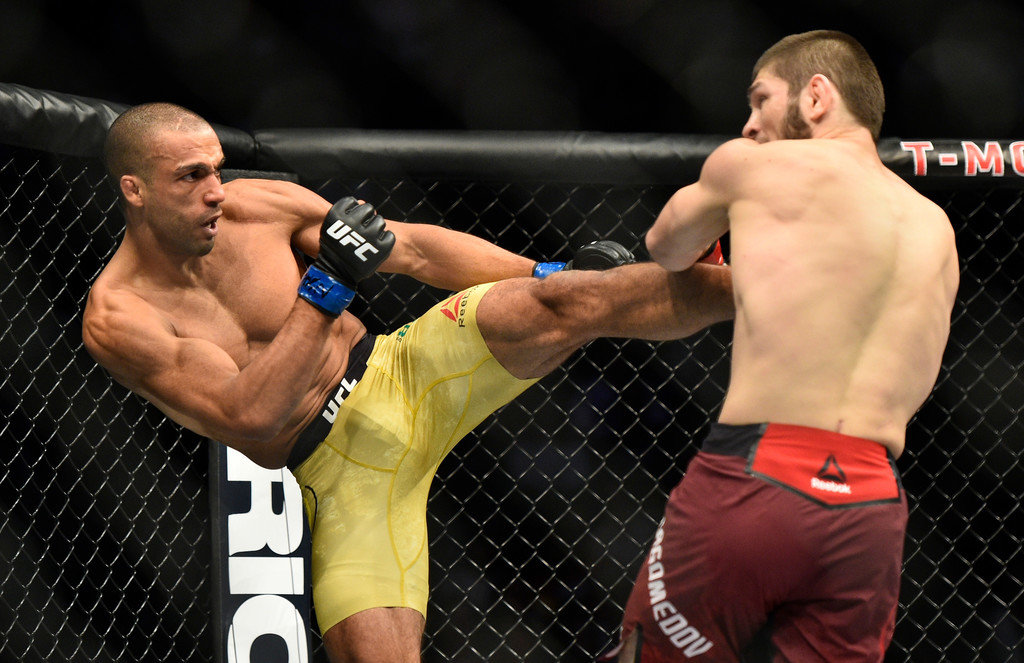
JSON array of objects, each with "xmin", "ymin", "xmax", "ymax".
[{"xmin": 82, "ymin": 103, "xmax": 734, "ymax": 662}]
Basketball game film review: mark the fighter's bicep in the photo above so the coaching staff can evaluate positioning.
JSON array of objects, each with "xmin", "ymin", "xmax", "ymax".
[
  {"xmin": 648, "ymin": 140, "xmax": 756, "ymax": 265},
  {"xmin": 647, "ymin": 181, "xmax": 729, "ymax": 270},
  {"xmin": 133, "ymin": 336, "xmax": 253, "ymax": 435},
  {"xmin": 663, "ymin": 181, "xmax": 730, "ymax": 229}
]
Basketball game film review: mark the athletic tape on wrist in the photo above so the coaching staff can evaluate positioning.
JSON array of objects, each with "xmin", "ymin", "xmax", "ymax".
[
  {"xmin": 532, "ymin": 261, "xmax": 567, "ymax": 279},
  {"xmin": 297, "ymin": 264, "xmax": 356, "ymax": 316}
]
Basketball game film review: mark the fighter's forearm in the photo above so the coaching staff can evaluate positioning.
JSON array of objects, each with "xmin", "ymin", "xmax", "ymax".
[
  {"xmin": 210, "ymin": 302, "xmax": 336, "ymax": 444},
  {"xmin": 384, "ymin": 222, "xmax": 534, "ymax": 290}
]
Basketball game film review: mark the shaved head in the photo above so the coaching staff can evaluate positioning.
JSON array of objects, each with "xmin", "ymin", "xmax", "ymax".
[{"xmin": 104, "ymin": 103, "xmax": 212, "ymax": 188}]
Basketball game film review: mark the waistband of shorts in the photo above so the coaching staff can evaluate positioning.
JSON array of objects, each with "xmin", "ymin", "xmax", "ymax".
[
  {"xmin": 286, "ymin": 333, "xmax": 375, "ymax": 472},
  {"xmin": 701, "ymin": 422, "xmax": 891, "ymax": 459}
]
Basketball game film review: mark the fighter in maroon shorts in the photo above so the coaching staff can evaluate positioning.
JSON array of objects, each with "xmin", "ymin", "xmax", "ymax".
[
  {"xmin": 611, "ymin": 31, "xmax": 958, "ymax": 662},
  {"xmin": 616, "ymin": 424, "xmax": 907, "ymax": 661}
]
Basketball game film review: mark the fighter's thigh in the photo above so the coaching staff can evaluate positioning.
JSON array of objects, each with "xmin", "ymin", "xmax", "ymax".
[
  {"xmin": 621, "ymin": 458, "xmax": 807, "ymax": 661},
  {"xmin": 294, "ymin": 387, "xmax": 433, "ymax": 633},
  {"xmin": 386, "ymin": 283, "xmax": 538, "ymax": 447},
  {"xmin": 621, "ymin": 517, "xmax": 749, "ymax": 662},
  {"xmin": 322, "ymin": 607, "xmax": 425, "ymax": 663},
  {"xmin": 299, "ymin": 444, "xmax": 431, "ymax": 632},
  {"xmin": 384, "ymin": 283, "xmax": 504, "ymax": 387}
]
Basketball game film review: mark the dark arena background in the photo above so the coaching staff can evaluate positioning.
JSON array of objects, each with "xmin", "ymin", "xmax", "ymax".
[{"xmin": 2, "ymin": 76, "xmax": 1024, "ymax": 663}]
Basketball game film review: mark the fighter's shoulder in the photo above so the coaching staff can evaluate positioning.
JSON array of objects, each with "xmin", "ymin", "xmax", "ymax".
[
  {"xmin": 703, "ymin": 138, "xmax": 758, "ymax": 170},
  {"xmin": 915, "ymin": 190, "xmax": 957, "ymax": 248},
  {"xmin": 222, "ymin": 178, "xmax": 329, "ymax": 226},
  {"xmin": 223, "ymin": 177, "xmax": 304, "ymax": 197},
  {"xmin": 890, "ymin": 171, "xmax": 951, "ymax": 226},
  {"xmin": 85, "ymin": 273, "xmax": 166, "ymax": 328},
  {"xmin": 701, "ymin": 137, "xmax": 793, "ymax": 181},
  {"xmin": 83, "ymin": 278, "xmax": 173, "ymax": 364}
]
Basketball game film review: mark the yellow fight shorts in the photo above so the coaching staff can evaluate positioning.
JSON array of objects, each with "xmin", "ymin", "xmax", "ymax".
[{"xmin": 289, "ymin": 282, "xmax": 538, "ymax": 634}]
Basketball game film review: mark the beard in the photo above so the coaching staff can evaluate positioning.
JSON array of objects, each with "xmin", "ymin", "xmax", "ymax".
[{"xmin": 782, "ymin": 96, "xmax": 812, "ymax": 139}]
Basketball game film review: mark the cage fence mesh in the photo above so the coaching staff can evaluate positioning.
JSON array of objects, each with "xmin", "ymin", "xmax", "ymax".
[{"xmin": 0, "ymin": 143, "xmax": 1021, "ymax": 663}]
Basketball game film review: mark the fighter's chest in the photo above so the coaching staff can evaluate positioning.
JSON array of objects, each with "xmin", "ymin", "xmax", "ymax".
[{"xmin": 159, "ymin": 244, "xmax": 306, "ymax": 367}]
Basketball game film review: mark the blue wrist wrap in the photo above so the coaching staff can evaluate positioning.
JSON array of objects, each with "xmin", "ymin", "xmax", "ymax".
[
  {"xmin": 532, "ymin": 261, "xmax": 567, "ymax": 279},
  {"xmin": 298, "ymin": 264, "xmax": 356, "ymax": 316}
]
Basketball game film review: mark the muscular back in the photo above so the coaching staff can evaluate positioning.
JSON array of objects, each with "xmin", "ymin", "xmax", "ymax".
[{"xmin": 717, "ymin": 139, "xmax": 959, "ymax": 455}]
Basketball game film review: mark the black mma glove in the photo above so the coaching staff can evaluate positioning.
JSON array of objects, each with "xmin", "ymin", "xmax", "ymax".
[
  {"xmin": 565, "ymin": 240, "xmax": 636, "ymax": 270},
  {"xmin": 532, "ymin": 240, "xmax": 636, "ymax": 278},
  {"xmin": 298, "ymin": 197, "xmax": 396, "ymax": 316}
]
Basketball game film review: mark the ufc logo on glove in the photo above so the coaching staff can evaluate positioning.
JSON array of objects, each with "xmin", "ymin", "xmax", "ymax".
[{"xmin": 326, "ymin": 222, "xmax": 379, "ymax": 261}]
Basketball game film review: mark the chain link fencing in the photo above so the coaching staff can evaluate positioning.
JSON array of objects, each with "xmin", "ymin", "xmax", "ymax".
[{"xmin": 1, "ymin": 136, "xmax": 1022, "ymax": 662}]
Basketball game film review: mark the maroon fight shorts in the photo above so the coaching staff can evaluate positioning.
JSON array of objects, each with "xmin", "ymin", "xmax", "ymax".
[{"xmin": 615, "ymin": 423, "xmax": 908, "ymax": 662}]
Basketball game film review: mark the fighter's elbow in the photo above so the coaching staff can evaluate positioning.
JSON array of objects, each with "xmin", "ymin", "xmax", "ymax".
[
  {"xmin": 646, "ymin": 234, "xmax": 695, "ymax": 272},
  {"xmin": 645, "ymin": 228, "xmax": 671, "ymax": 267},
  {"xmin": 220, "ymin": 408, "xmax": 286, "ymax": 445}
]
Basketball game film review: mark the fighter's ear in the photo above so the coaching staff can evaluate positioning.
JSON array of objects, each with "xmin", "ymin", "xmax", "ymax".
[
  {"xmin": 805, "ymin": 73, "xmax": 834, "ymax": 122},
  {"xmin": 120, "ymin": 175, "xmax": 144, "ymax": 208}
]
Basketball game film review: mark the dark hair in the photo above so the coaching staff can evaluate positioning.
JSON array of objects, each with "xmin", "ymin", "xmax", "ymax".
[
  {"xmin": 103, "ymin": 102, "xmax": 210, "ymax": 188},
  {"xmin": 753, "ymin": 30, "xmax": 884, "ymax": 141}
]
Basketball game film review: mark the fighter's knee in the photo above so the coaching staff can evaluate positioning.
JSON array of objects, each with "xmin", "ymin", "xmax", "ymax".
[
  {"xmin": 321, "ymin": 608, "xmax": 424, "ymax": 663},
  {"xmin": 528, "ymin": 274, "xmax": 611, "ymax": 342}
]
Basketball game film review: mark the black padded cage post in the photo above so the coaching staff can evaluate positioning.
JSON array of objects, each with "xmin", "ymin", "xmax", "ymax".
[
  {"xmin": 209, "ymin": 444, "xmax": 313, "ymax": 663},
  {"xmin": 1, "ymin": 82, "xmax": 1022, "ymax": 662},
  {"xmin": 207, "ymin": 168, "xmax": 314, "ymax": 663}
]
